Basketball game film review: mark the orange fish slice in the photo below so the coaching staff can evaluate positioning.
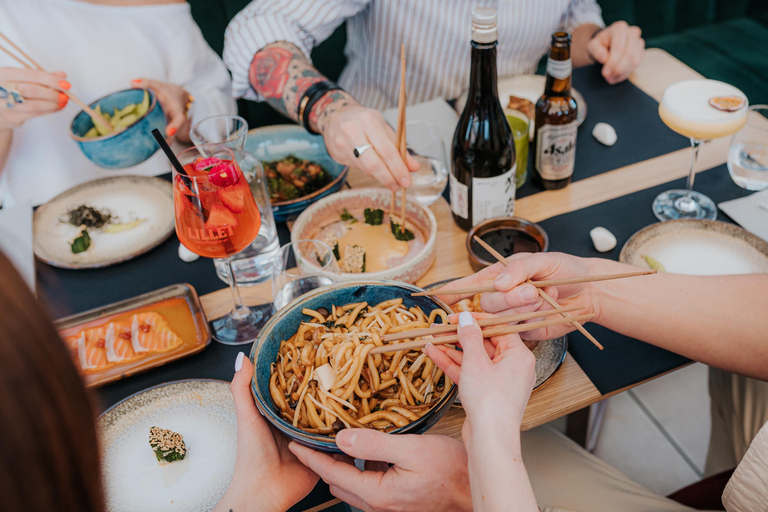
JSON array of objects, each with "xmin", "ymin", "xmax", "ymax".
[
  {"xmin": 77, "ymin": 327, "xmax": 111, "ymax": 371},
  {"xmin": 104, "ymin": 322, "xmax": 138, "ymax": 363},
  {"xmin": 130, "ymin": 312, "xmax": 183, "ymax": 354},
  {"xmin": 709, "ymin": 96, "xmax": 746, "ymax": 112}
]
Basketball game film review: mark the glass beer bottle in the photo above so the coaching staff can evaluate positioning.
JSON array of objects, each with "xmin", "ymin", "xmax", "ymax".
[
  {"xmin": 450, "ymin": 7, "xmax": 516, "ymax": 231},
  {"xmin": 533, "ymin": 32, "xmax": 578, "ymax": 190}
]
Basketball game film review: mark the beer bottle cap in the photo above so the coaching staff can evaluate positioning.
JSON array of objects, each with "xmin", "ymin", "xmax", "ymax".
[{"xmin": 472, "ymin": 7, "xmax": 497, "ymax": 44}]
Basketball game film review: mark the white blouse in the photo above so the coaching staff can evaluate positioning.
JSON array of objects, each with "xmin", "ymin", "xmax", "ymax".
[{"xmin": 0, "ymin": 0, "xmax": 236, "ymax": 206}]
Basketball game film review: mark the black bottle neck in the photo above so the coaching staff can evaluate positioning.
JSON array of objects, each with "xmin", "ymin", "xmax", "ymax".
[{"xmin": 467, "ymin": 40, "xmax": 499, "ymax": 104}]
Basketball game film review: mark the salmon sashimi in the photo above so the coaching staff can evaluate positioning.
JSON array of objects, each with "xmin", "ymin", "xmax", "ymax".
[
  {"xmin": 78, "ymin": 327, "xmax": 111, "ymax": 371},
  {"xmin": 104, "ymin": 322, "xmax": 138, "ymax": 363},
  {"xmin": 130, "ymin": 312, "xmax": 183, "ymax": 354},
  {"xmin": 63, "ymin": 334, "xmax": 80, "ymax": 360}
]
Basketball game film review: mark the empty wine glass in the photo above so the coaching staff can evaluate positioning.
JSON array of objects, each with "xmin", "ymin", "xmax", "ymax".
[
  {"xmin": 728, "ymin": 105, "xmax": 768, "ymax": 190},
  {"xmin": 405, "ymin": 121, "xmax": 449, "ymax": 206},
  {"xmin": 272, "ymin": 240, "xmax": 341, "ymax": 311}
]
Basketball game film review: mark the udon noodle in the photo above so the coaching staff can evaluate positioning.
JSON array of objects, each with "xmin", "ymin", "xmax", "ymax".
[{"xmin": 269, "ymin": 298, "xmax": 452, "ymax": 435}]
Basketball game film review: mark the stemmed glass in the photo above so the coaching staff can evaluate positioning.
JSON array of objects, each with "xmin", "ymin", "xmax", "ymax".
[
  {"xmin": 728, "ymin": 105, "xmax": 768, "ymax": 190},
  {"xmin": 173, "ymin": 143, "xmax": 264, "ymax": 345},
  {"xmin": 272, "ymin": 240, "xmax": 341, "ymax": 311},
  {"xmin": 652, "ymin": 80, "xmax": 748, "ymax": 221},
  {"xmin": 191, "ymin": 115, "xmax": 280, "ymax": 286},
  {"xmin": 404, "ymin": 120, "xmax": 449, "ymax": 206}
]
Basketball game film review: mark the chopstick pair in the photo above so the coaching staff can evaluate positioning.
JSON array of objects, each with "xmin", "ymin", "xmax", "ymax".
[
  {"xmin": 390, "ymin": 44, "xmax": 407, "ymax": 230},
  {"xmin": 369, "ymin": 312, "xmax": 595, "ymax": 355},
  {"xmin": 0, "ymin": 30, "xmax": 114, "ymax": 134}
]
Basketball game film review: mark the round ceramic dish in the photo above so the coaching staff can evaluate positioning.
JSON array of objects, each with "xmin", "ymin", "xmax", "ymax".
[
  {"xmin": 466, "ymin": 217, "xmax": 549, "ymax": 272},
  {"xmin": 70, "ymin": 88, "xmax": 166, "ymax": 169},
  {"xmin": 291, "ymin": 188, "xmax": 438, "ymax": 283},
  {"xmin": 245, "ymin": 125, "xmax": 349, "ymax": 222},
  {"xmin": 424, "ymin": 278, "xmax": 567, "ymax": 392},
  {"xmin": 97, "ymin": 379, "xmax": 237, "ymax": 512},
  {"xmin": 250, "ymin": 280, "xmax": 458, "ymax": 453},
  {"xmin": 620, "ymin": 219, "xmax": 768, "ymax": 274},
  {"xmin": 33, "ymin": 175, "xmax": 174, "ymax": 269}
]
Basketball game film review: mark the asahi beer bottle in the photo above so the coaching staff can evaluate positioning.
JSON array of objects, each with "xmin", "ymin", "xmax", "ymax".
[
  {"xmin": 533, "ymin": 32, "xmax": 578, "ymax": 190},
  {"xmin": 450, "ymin": 7, "xmax": 516, "ymax": 231}
]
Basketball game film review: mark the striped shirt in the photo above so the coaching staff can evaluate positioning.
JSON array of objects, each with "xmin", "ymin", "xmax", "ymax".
[{"xmin": 224, "ymin": 0, "xmax": 604, "ymax": 111}]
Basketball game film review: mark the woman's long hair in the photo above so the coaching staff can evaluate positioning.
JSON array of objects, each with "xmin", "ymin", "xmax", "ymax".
[{"xmin": 0, "ymin": 252, "xmax": 104, "ymax": 511}]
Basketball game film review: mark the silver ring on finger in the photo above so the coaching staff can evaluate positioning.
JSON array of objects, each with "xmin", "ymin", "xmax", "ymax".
[
  {"xmin": 353, "ymin": 144, "xmax": 372, "ymax": 158},
  {"xmin": 0, "ymin": 83, "xmax": 25, "ymax": 108}
]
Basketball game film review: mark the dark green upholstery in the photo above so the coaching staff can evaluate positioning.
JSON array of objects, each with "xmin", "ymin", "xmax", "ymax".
[{"xmin": 187, "ymin": 0, "xmax": 768, "ymax": 129}]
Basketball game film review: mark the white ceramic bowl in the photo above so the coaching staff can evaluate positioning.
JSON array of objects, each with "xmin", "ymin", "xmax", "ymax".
[{"xmin": 291, "ymin": 188, "xmax": 437, "ymax": 283}]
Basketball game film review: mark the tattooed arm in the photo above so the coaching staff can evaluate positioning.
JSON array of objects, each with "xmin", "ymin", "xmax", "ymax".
[{"xmin": 250, "ymin": 42, "xmax": 419, "ymax": 190}]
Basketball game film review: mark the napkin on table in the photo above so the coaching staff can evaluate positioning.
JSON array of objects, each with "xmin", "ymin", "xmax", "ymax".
[
  {"xmin": 719, "ymin": 188, "xmax": 768, "ymax": 243},
  {"xmin": 0, "ymin": 200, "xmax": 35, "ymax": 291},
  {"xmin": 382, "ymin": 98, "xmax": 459, "ymax": 160}
]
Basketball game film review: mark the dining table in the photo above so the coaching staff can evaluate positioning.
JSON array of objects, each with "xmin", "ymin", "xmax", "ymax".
[{"xmin": 35, "ymin": 48, "xmax": 755, "ymax": 512}]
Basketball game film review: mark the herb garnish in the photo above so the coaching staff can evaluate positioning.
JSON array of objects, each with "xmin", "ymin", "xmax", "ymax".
[
  {"xmin": 363, "ymin": 208, "xmax": 384, "ymax": 225},
  {"xmin": 390, "ymin": 220, "xmax": 415, "ymax": 241},
  {"xmin": 66, "ymin": 205, "xmax": 111, "ymax": 229},
  {"xmin": 71, "ymin": 230, "xmax": 91, "ymax": 254},
  {"xmin": 340, "ymin": 208, "xmax": 357, "ymax": 223}
]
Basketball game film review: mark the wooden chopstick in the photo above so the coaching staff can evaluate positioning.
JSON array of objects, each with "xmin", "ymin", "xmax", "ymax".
[
  {"xmin": 0, "ymin": 30, "xmax": 114, "ymax": 134},
  {"xmin": 370, "ymin": 313, "xmax": 595, "ymax": 355},
  {"xmin": 302, "ymin": 498, "xmax": 342, "ymax": 512},
  {"xmin": 471, "ymin": 236, "xmax": 604, "ymax": 350},
  {"xmin": 395, "ymin": 43, "xmax": 408, "ymax": 230},
  {"xmin": 382, "ymin": 304, "xmax": 584, "ymax": 343},
  {"xmin": 411, "ymin": 270, "xmax": 656, "ymax": 297}
]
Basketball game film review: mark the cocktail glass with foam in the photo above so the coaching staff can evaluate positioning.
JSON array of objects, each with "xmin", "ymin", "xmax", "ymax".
[{"xmin": 653, "ymin": 80, "xmax": 748, "ymax": 221}]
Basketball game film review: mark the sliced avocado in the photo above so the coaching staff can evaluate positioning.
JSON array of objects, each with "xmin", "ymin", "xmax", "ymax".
[
  {"xmin": 83, "ymin": 127, "xmax": 98, "ymax": 138},
  {"xmin": 135, "ymin": 90, "xmax": 150, "ymax": 118},
  {"xmin": 114, "ymin": 113, "xmax": 138, "ymax": 130}
]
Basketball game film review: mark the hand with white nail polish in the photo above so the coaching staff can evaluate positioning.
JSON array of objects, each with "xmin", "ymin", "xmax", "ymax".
[
  {"xmin": 213, "ymin": 352, "xmax": 318, "ymax": 512},
  {"xmin": 425, "ymin": 312, "xmax": 539, "ymax": 512}
]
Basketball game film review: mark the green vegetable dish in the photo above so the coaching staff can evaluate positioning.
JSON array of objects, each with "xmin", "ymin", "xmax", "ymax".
[
  {"xmin": 82, "ymin": 90, "xmax": 151, "ymax": 138},
  {"xmin": 149, "ymin": 426, "xmax": 187, "ymax": 465},
  {"xmin": 264, "ymin": 154, "xmax": 331, "ymax": 202}
]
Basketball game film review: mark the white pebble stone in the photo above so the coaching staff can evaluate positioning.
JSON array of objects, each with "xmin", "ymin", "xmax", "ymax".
[
  {"xmin": 590, "ymin": 227, "xmax": 617, "ymax": 253},
  {"xmin": 592, "ymin": 122, "xmax": 617, "ymax": 146},
  {"xmin": 178, "ymin": 243, "xmax": 199, "ymax": 263}
]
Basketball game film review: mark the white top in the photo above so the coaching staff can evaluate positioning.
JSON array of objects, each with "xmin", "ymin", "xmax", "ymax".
[
  {"xmin": 223, "ymin": 0, "xmax": 604, "ymax": 110},
  {"xmin": 0, "ymin": 0, "xmax": 236, "ymax": 206}
]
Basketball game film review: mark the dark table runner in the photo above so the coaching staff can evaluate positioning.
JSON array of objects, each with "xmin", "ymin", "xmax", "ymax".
[
  {"xmin": 539, "ymin": 163, "xmax": 751, "ymax": 394},
  {"xmin": 515, "ymin": 65, "xmax": 689, "ymax": 199}
]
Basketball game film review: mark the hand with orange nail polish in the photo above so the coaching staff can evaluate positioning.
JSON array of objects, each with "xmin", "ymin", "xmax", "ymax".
[
  {"xmin": 131, "ymin": 77, "xmax": 192, "ymax": 143},
  {"xmin": 0, "ymin": 67, "xmax": 70, "ymax": 130}
]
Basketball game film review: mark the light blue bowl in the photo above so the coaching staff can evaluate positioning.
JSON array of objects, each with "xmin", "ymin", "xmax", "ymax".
[
  {"xmin": 245, "ymin": 125, "xmax": 348, "ymax": 222},
  {"xmin": 249, "ymin": 280, "xmax": 457, "ymax": 453},
  {"xmin": 70, "ymin": 88, "xmax": 166, "ymax": 169}
]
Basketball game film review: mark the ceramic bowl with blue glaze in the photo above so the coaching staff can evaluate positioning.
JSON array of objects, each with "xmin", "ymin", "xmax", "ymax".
[
  {"xmin": 245, "ymin": 125, "xmax": 348, "ymax": 222},
  {"xmin": 249, "ymin": 280, "xmax": 457, "ymax": 453},
  {"xmin": 70, "ymin": 88, "xmax": 166, "ymax": 169}
]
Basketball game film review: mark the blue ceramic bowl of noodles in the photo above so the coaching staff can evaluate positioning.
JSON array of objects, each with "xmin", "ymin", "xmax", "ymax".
[
  {"xmin": 70, "ymin": 88, "xmax": 166, "ymax": 169},
  {"xmin": 244, "ymin": 125, "xmax": 348, "ymax": 223},
  {"xmin": 249, "ymin": 279, "xmax": 458, "ymax": 453}
]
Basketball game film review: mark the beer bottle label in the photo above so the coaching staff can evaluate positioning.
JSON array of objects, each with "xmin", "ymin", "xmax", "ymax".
[
  {"xmin": 546, "ymin": 58, "xmax": 572, "ymax": 80},
  {"xmin": 450, "ymin": 173, "xmax": 469, "ymax": 219},
  {"xmin": 472, "ymin": 166, "xmax": 516, "ymax": 225},
  {"xmin": 535, "ymin": 122, "xmax": 577, "ymax": 180}
]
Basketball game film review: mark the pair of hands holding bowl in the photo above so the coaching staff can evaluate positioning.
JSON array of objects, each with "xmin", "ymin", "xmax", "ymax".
[
  {"xmin": 0, "ymin": 67, "xmax": 191, "ymax": 142},
  {"xmin": 216, "ymin": 252, "xmax": 601, "ymax": 512}
]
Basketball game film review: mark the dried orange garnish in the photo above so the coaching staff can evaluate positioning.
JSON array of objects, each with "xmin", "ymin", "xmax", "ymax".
[{"xmin": 709, "ymin": 96, "xmax": 746, "ymax": 112}]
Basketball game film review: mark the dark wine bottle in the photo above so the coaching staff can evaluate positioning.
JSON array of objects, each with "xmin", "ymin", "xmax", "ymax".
[
  {"xmin": 450, "ymin": 7, "xmax": 516, "ymax": 231},
  {"xmin": 532, "ymin": 32, "xmax": 578, "ymax": 190}
]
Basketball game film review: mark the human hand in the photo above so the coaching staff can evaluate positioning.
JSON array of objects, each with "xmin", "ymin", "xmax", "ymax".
[
  {"xmin": 318, "ymin": 103, "xmax": 420, "ymax": 191},
  {"xmin": 587, "ymin": 21, "xmax": 645, "ymax": 84},
  {"xmin": 438, "ymin": 252, "xmax": 614, "ymax": 341},
  {"xmin": 131, "ymin": 78, "xmax": 192, "ymax": 143},
  {"xmin": 0, "ymin": 68, "xmax": 69, "ymax": 130},
  {"xmin": 289, "ymin": 429, "xmax": 472, "ymax": 512},
  {"xmin": 214, "ymin": 353, "xmax": 319, "ymax": 512}
]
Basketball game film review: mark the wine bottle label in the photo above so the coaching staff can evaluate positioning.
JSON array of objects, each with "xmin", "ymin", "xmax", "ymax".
[
  {"xmin": 535, "ymin": 122, "xmax": 577, "ymax": 180},
  {"xmin": 472, "ymin": 166, "xmax": 516, "ymax": 225},
  {"xmin": 546, "ymin": 58, "xmax": 572, "ymax": 80},
  {"xmin": 449, "ymin": 172, "xmax": 469, "ymax": 219}
]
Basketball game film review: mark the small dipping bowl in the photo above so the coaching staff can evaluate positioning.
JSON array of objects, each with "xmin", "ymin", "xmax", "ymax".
[
  {"xmin": 70, "ymin": 88, "xmax": 166, "ymax": 169},
  {"xmin": 466, "ymin": 217, "xmax": 549, "ymax": 271}
]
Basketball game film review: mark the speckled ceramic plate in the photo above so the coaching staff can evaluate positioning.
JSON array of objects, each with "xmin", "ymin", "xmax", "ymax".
[
  {"xmin": 291, "ymin": 188, "xmax": 438, "ymax": 284},
  {"xmin": 620, "ymin": 220, "xmax": 768, "ymax": 275},
  {"xmin": 97, "ymin": 380, "xmax": 237, "ymax": 512},
  {"xmin": 34, "ymin": 175, "xmax": 174, "ymax": 269},
  {"xmin": 425, "ymin": 279, "xmax": 568, "ymax": 393}
]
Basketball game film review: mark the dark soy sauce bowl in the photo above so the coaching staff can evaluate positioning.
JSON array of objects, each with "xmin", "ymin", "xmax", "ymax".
[{"xmin": 466, "ymin": 217, "xmax": 549, "ymax": 272}]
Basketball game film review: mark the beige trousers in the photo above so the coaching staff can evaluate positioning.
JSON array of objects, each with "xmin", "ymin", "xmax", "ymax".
[
  {"xmin": 522, "ymin": 426, "xmax": 703, "ymax": 512},
  {"xmin": 705, "ymin": 367, "xmax": 768, "ymax": 476}
]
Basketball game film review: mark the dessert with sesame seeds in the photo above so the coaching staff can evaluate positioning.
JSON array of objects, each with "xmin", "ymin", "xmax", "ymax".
[{"xmin": 148, "ymin": 426, "xmax": 187, "ymax": 464}]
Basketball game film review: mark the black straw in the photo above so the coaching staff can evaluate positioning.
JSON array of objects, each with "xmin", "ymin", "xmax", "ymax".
[{"xmin": 152, "ymin": 128, "xmax": 188, "ymax": 176}]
